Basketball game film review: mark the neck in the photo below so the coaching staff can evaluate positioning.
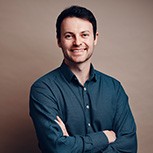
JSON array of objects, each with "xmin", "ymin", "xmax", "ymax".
[{"xmin": 64, "ymin": 60, "xmax": 91, "ymax": 86}]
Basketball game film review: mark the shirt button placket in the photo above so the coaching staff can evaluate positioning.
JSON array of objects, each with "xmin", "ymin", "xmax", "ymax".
[
  {"xmin": 86, "ymin": 105, "xmax": 89, "ymax": 109},
  {"xmin": 83, "ymin": 86, "xmax": 91, "ymax": 131},
  {"xmin": 88, "ymin": 123, "xmax": 91, "ymax": 127}
]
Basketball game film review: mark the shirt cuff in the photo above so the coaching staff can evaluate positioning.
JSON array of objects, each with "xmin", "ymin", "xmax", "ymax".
[{"xmin": 87, "ymin": 131, "xmax": 109, "ymax": 152}]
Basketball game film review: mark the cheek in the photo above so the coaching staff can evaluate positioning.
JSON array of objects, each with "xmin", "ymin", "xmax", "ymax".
[
  {"xmin": 86, "ymin": 38, "xmax": 95, "ymax": 44},
  {"xmin": 61, "ymin": 40, "xmax": 72, "ymax": 49},
  {"xmin": 86, "ymin": 40, "xmax": 94, "ymax": 48}
]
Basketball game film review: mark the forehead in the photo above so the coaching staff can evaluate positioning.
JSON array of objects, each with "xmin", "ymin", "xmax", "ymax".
[{"xmin": 61, "ymin": 17, "xmax": 93, "ymax": 33}]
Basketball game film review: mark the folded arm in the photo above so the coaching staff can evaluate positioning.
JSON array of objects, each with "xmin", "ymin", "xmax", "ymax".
[
  {"xmin": 30, "ymin": 81, "xmax": 137, "ymax": 153},
  {"xmin": 54, "ymin": 83, "xmax": 137, "ymax": 153},
  {"xmin": 102, "ymin": 83, "xmax": 137, "ymax": 153},
  {"xmin": 29, "ymin": 82, "xmax": 110, "ymax": 153},
  {"xmin": 55, "ymin": 115, "xmax": 116, "ymax": 144}
]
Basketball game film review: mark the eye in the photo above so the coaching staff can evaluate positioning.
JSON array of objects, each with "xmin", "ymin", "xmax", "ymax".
[
  {"xmin": 82, "ymin": 33, "xmax": 89, "ymax": 38},
  {"xmin": 65, "ymin": 34, "xmax": 73, "ymax": 40}
]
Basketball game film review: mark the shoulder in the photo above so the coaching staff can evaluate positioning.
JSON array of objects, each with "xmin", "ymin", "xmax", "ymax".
[
  {"xmin": 31, "ymin": 67, "xmax": 61, "ymax": 89},
  {"xmin": 94, "ymin": 69, "xmax": 127, "ymax": 96},
  {"xmin": 95, "ymin": 69, "xmax": 121, "ymax": 87},
  {"xmin": 94, "ymin": 69, "xmax": 128, "ymax": 99}
]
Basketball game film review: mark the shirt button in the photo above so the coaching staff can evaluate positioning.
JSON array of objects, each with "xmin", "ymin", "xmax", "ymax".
[
  {"xmin": 86, "ymin": 105, "xmax": 89, "ymax": 109},
  {"xmin": 84, "ymin": 87, "xmax": 87, "ymax": 91},
  {"xmin": 88, "ymin": 123, "xmax": 91, "ymax": 127}
]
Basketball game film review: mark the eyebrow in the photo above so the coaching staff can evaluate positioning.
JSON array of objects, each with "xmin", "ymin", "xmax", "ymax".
[
  {"xmin": 81, "ymin": 30, "xmax": 90, "ymax": 33},
  {"xmin": 64, "ymin": 30, "xmax": 90, "ymax": 35},
  {"xmin": 63, "ymin": 32, "xmax": 73, "ymax": 35}
]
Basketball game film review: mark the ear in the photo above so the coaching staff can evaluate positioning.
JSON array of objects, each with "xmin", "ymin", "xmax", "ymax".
[{"xmin": 94, "ymin": 32, "xmax": 98, "ymax": 46}]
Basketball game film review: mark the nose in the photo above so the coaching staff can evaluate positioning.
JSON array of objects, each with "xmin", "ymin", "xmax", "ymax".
[{"xmin": 73, "ymin": 35, "xmax": 82, "ymax": 46}]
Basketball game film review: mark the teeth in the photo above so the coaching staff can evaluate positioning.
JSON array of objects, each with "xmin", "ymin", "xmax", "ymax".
[
  {"xmin": 73, "ymin": 50, "xmax": 82, "ymax": 52},
  {"xmin": 72, "ymin": 49, "xmax": 85, "ymax": 52}
]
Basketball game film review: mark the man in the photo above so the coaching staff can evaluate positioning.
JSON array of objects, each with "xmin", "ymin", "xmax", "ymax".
[{"xmin": 30, "ymin": 5, "xmax": 137, "ymax": 153}]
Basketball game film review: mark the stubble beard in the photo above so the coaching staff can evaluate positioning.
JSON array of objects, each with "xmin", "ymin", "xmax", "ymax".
[{"xmin": 63, "ymin": 50, "xmax": 93, "ymax": 65}]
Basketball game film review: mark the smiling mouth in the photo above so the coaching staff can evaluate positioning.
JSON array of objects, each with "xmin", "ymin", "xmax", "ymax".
[{"xmin": 70, "ymin": 48, "xmax": 87, "ymax": 53}]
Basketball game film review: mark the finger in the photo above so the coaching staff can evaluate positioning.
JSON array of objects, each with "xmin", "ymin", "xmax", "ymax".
[
  {"xmin": 54, "ymin": 119, "xmax": 59, "ymax": 124},
  {"xmin": 56, "ymin": 116, "xmax": 66, "ymax": 128},
  {"xmin": 56, "ymin": 116, "xmax": 63, "ymax": 124}
]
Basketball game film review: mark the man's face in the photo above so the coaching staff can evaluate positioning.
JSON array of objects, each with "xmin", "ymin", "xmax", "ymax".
[{"xmin": 58, "ymin": 17, "xmax": 98, "ymax": 65}]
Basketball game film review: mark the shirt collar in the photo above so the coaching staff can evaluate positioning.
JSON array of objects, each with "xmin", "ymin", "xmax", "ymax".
[
  {"xmin": 60, "ymin": 62, "xmax": 74, "ymax": 82},
  {"xmin": 60, "ymin": 61, "xmax": 97, "ymax": 83}
]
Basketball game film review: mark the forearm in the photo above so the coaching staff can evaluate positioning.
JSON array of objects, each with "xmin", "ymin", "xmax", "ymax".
[
  {"xmin": 56, "ymin": 117, "xmax": 137, "ymax": 153},
  {"xmin": 103, "ymin": 131, "xmax": 137, "ymax": 153},
  {"xmin": 32, "ymin": 117, "xmax": 109, "ymax": 153},
  {"xmin": 101, "ymin": 83, "xmax": 137, "ymax": 153},
  {"xmin": 30, "ymin": 102, "xmax": 109, "ymax": 153},
  {"xmin": 55, "ymin": 131, "xmax": 109, "ymax": 153}
]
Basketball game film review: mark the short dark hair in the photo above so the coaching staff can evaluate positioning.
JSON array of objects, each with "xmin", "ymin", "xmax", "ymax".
[{"xmin": 56, "ymin": 5, "xmax": 97, "ymax": 40}]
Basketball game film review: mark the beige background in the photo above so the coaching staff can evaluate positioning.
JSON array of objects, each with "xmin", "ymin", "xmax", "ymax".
[{"xmin": 0, "ymin": 0, "xmax": 153, "ymax": 152}]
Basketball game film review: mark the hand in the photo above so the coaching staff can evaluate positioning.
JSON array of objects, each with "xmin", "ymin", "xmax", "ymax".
[
  {"xmin": 55, "ymin": 116, "xmax": 69, "ymax": 136},
  {"xmin": 103, "ymin": 130, "xmax": 116, "ymax": 143}
]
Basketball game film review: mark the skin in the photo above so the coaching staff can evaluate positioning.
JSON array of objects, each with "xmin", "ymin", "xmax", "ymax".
[
  {"xmin": 56, "ymin": 17, "xmax": 116, "ymax": 143},
  {"xmin": 58, "ymin": 17, "xmax": 98, "ymax": 85}
]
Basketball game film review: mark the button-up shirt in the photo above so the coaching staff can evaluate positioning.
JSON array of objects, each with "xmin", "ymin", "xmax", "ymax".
[{"xmin": 30, "ymin": 62, "xmax": 137, "ymax": 153}]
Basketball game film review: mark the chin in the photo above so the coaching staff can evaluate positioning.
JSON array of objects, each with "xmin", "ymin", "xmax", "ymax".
[
  {"xmin": 72, "ymin": 58, "xmax": 91, "ymax": 64},
  {"xmin": 64, "ymin": 54, "xmax": 92, "ymax": 64}
]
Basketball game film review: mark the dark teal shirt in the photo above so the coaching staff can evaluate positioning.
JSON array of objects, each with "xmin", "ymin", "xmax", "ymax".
[{"xmin": 30, "ymin": 62, "xmax": 137, "ymax": 153}]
